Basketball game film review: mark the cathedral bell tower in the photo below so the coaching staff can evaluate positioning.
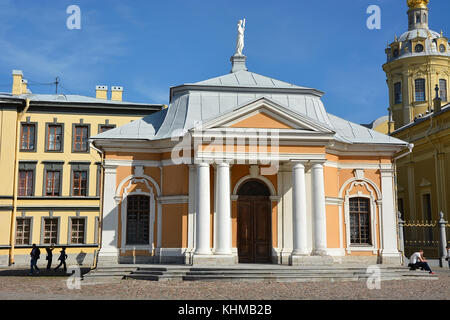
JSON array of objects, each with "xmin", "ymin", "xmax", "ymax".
[{"xmin": 383, "ymin": 0, "xmax": 450, "ymax": 131}]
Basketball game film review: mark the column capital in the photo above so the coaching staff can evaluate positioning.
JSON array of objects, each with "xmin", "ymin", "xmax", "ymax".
[
  {"xmin": 310, "ymin": 162, "xmax": 325, "ymax": 169},
  {"xmin": 196, "ymin": 162, "xmax": 210, "ymax": 168}
]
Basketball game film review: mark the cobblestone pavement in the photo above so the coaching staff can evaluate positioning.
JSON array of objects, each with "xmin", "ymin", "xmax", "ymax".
[{"xmin": 0, "ymin": 268, "xmax": 448, "ymax": 300}]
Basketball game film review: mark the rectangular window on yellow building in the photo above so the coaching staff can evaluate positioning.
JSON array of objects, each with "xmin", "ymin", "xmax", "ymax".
[
  {"xmin": 20, "ymin": 123, "xmax": 36, "ymax": 151},
  {"xmin": 415, "ymin": 79, "xmax": 426, "ymax": 102},
  {"xmin": 46, "ymin": 124, "xmax": 63, "ymax": 152},
  {"xmin": 72, "ymin": 124, "xmax": 90, "ymax": 152},
  {"xmin": 70, "ymin": 218, "xmax": 86, "ymax": 244},
  {"xmin": 439, "ymin": 79, "xmax": 447, "ymax": 102},
  {"xmin": 43, "ymin": 218, "xmax": 58, "ymax": 244},
  {"xmin": 394, "ymin": 82, "xmax": 402, "ymax": 104},
  {"xmin": 16, "ymin": 218, "xmax": 31, "ymax": 245},
  {"xmin": 18, "ymin": 170, "xmax": 33, "ymax": 196}
]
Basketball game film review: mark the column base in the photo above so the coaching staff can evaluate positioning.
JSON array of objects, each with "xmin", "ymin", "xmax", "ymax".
[
  {"xmin": 192, "ymin": 254, "xmax": 237, "ymax": 266},
  {"xmin": 97, "ymin": 249, "xmax": 119, "ymax": 267},
  {"xmin": 380, "ymin": 251, "xmax": 402, "ymax": 265},
  {"xmin": 290, "ymin": 255, "xmax": 334, "ymax": 266}
]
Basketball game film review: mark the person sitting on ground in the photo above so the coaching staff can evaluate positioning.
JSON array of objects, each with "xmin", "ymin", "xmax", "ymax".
[{"xmin": 408, "ymin": 250, "xmax": 434, "ymax": 274}]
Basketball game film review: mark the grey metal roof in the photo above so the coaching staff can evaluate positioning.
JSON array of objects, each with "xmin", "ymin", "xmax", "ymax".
[
  {"xmin": 392, "ymin": 103, "xmax": 450, "ymax": 134},
  {"xmin": 328, "ymin": 113, "xmax": 404, "ymax": 145},
  {"xmin": 193, "ymin": 70, "xmax": 309, "ymax": 89},
  {"xmin": 92, "ymin": 70, "xmax": 407, "ymax": 147},
  {"xmin": 0, "ymin": 92, "xmax": 160, "ymax": 107}
]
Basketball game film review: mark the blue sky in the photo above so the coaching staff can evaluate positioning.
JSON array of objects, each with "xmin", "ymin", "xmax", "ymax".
[{"xmin": 0, "ymin": 0, "xmax": 449, "ymax": 124}]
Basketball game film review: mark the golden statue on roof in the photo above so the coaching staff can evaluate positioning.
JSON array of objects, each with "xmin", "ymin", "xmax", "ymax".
[{"xmin": 407, "ymin": 0, "xmax": 429, "ymax": 9}]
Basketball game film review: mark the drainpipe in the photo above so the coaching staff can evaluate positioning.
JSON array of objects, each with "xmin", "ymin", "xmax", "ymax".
[
  {"xmin": 90, "ymin": 141, "xmax": 104, "ymax": 269},
  {"xmin": 9, "ymin": 98, "xmax": 30, "ymax": 265}
]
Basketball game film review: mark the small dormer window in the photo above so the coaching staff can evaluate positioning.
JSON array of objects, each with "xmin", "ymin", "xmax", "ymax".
[
  {"xmin": 415, "ymin": 44, "xmax": 424, "ymax": 53},
  {"xmin": 439, "ymin": 44, "xmax": 446, "ymax": 53},
  {"xmin": 393, "ymin": 48, "xmax": 400, "ymax": 57}
]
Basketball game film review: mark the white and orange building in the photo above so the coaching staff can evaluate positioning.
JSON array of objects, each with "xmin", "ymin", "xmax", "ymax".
[{"xmin": 91, "ymin": 54, "xmax": 410, "ymax": 266}]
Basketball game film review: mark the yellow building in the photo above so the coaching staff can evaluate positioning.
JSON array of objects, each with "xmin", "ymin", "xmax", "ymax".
[
  {"xmin": 0, "ymin": 70, "xmax": 163, "ymax": 267},
  {"xmin": 381, "ymin": 0, "xmax": 450, "ymax": 257}
]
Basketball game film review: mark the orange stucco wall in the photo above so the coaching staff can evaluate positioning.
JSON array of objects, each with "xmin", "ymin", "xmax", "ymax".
[
  {"xmin": 325, "ymin": 205, "xmax": 340, "ymax": 249},
  {"xmin": 161, "ymin": 203, "xmax": 188, "ymax": 248},
  {"xmin": 230, "ymin": 112, "xmax": 293, "ymax": 129}
]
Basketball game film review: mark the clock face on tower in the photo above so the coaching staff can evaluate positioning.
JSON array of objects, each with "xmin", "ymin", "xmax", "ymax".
[
  {"xmin": 415, "ymin": 44, "xmax": 424, "ymax": 53},
  {"xmin": 440, "ymin": 44, "xmax": 446, "ymax": 53}
]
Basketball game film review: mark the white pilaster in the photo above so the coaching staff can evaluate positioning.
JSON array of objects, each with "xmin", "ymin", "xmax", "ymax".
[
  {"xmin": 215, "ymin": 162, "xmax": 232, "ymax": 255},
  {"xmin": 98, "ymin": 165, "xmax": 119, "ymax": 261},
  {"xmin": 195, "ymin": 163, "xmax": 212, "ymax": 255},
  {"xmin": 311, "ymin": 163, "xmax": 327, "ymax": 255},
  {"xmin": 292, "ymin": 163, "xmax": 308, "ymax": 255},
  {"xmin": 380, "ymin": 168, "xmax": 401, "ymax": 262}
]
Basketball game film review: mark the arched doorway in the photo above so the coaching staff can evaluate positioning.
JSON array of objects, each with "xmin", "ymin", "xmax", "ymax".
[{"xmin": 237, "ymin": 179, "xmax": 272, "ymax": 263}]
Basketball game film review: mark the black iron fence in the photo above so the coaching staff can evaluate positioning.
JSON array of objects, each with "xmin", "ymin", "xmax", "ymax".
[{"xmin": 398, "ymin": 212, "xmax": 449, "ymax": 264}]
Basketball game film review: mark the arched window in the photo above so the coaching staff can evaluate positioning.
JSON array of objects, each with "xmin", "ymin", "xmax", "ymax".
[
  {"xmin": 349, "ymin": 197, "xmax": 371, "ymax": 245},
  {"xmin": 126, "ymin": 195, "xmax": 150, "ymax": 245},
  {"xmin": 416, "ymin": 13, "xmax": 421, "ymax": 24},
  {"xmin": 439, "ymin": 79, "xmax": 447, "ymax": 101},
  {"xmin": 394, "ymin": 82, "xmax": 402, "ymax": 104},
  {"xmin": 423, "ymin": 14, "xmax": 427, "ymax": 23},
  {"xmin": 415, "ymin": 78, "xmax": 426, "ymax": 102}
]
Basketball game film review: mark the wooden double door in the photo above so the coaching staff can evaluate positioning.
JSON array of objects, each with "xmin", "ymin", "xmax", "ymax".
[{"xmin": 237, "ymin": 196, "xmax": 272, "ymax": 263}]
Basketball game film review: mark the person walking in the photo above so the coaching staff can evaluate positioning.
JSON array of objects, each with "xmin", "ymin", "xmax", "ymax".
[
  {"xmin": 54, "ymin": 247, "xmax": 68, "ymax": 272},
  {"xmin": 29, "ymin": 244, "xmax": 41, "ymax": 276},
  {"xmin": 45, "ymin": 244, "xmax": 54, "ymax": 270},
  {"xmin": 409, "ymin": 249, "xmax": 435, "ymax": 274}
]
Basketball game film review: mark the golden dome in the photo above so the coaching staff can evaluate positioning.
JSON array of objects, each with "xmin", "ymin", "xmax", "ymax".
[{"xmin": 407, "ymin": 0, "xmax": 429, "ymax": 9}]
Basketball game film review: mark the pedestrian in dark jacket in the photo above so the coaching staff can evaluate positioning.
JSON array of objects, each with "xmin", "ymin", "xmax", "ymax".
[
  {"xmin": 29, "ymin": 244, "xmax": 40, "ymax": 275},
  {"xmin": 54, "ymin": 247, "xmax": 68, "ymax": 272},
  {"xmin": 45, "ymin": 244, "xmax": 54, "ymax": 270}
]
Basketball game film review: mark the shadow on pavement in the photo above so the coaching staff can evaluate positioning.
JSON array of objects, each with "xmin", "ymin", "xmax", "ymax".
[{"xmin": 0, "ymin": 268, "xmax": 91, "ymax": 277}]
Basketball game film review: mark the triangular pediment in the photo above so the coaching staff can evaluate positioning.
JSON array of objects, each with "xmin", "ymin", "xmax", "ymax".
[
  {"xmin": 229, "ymin": 110, "xmax": 295, "ymax": 129},
  {"xmin": 198, "ymin": 97, "xmax": 334, "ymax": 133}
]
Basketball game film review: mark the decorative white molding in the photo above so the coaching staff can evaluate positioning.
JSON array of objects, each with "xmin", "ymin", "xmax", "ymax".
[
  {"xmin": 232, "ymin": 172, "xmax": 277, "ymax": 196},
  {"xmin": 354, "ymin": 169, "xmax": 365, "ymax": 180},
  {"xmin": 343, "ymin": 180, "xmax": 379, "ymax": 254},
  {"xmin": 119, "ymin": 177, "xmax": 156, "ymax": 253},
  {"xmin": 325, "ymin": 197, "xmax": 344, "ymax": 205},
  {"xmin": 157, "ymin": 195, "xmax": 189, "ymax": 205}
]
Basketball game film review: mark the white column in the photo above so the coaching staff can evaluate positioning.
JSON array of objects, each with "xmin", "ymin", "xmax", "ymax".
[
  {"xmin": 292, "ymin": 163, "xmax": 308, "ymax": 255},
  {"xmin": 380, "ymin": 168, "xmax": 401, "ymax": 260},
  {"xmin": 99, "ymin": 165, "xmax": 119, "ymax": 259},
  {"xmin": 215, "ymin": 162, "xmax": 232, "ymax": 255},
  {"xmin": 311, "ymin": 163, "xmax": 327, "ymax": 255},
  {"xmin": 187, "ymin": 165, "xmax": 196, "ymax": 251},
  {"xmin": 195, "ymin": 163, "xmax": 211, "ymax": 255}
]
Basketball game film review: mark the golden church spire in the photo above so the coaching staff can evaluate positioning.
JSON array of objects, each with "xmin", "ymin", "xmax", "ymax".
[{"xmin": 407, "ymin": 0, "xmax": 429, "ymax": 10}]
